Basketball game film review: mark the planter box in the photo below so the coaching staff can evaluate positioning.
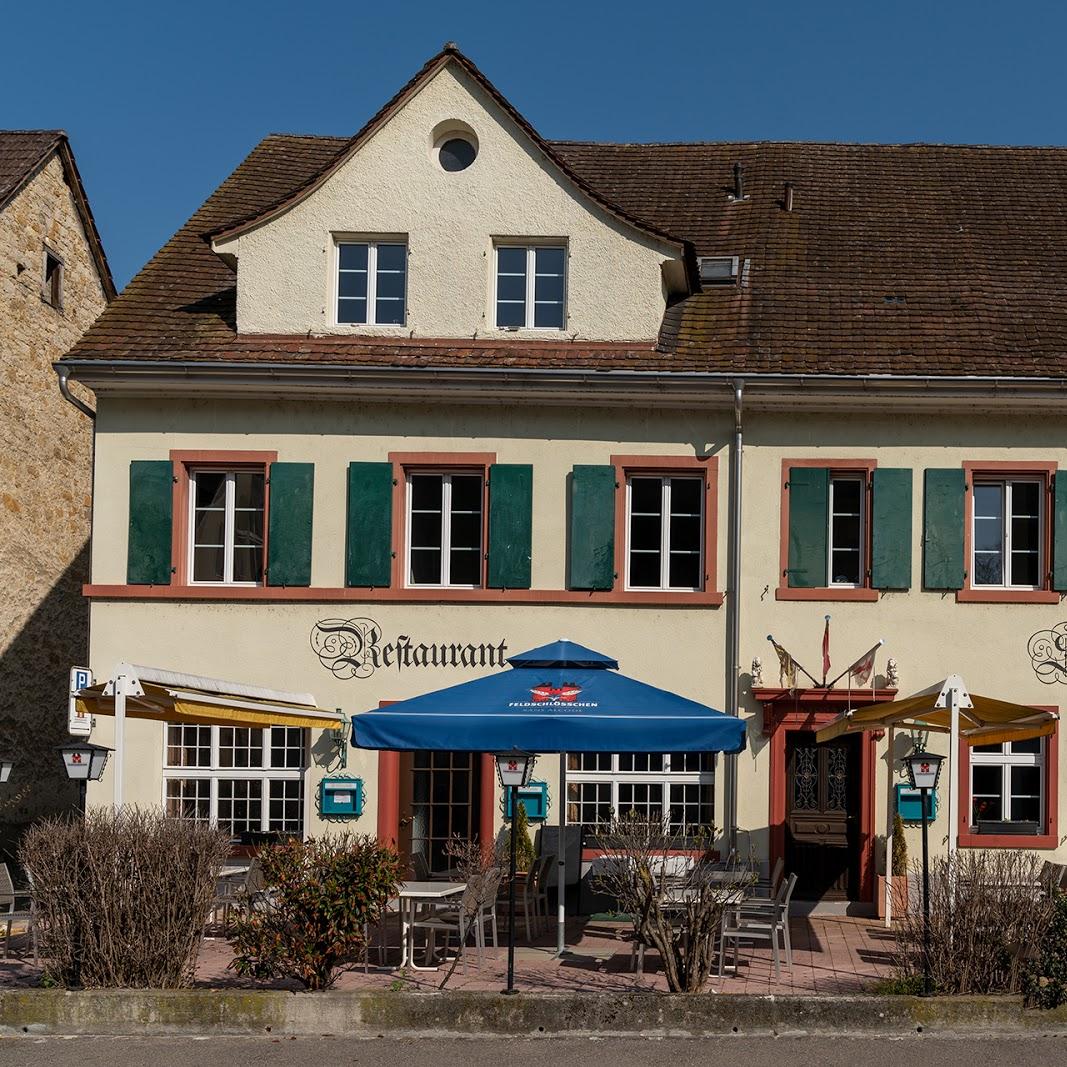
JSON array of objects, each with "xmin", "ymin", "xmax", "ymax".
[{"xmin": 875, "ymin": 874, "xmax": 909, "ymax": 919}]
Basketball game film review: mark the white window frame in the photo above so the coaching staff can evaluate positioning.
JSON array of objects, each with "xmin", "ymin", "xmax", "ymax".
[
  {"xmin": 970, "ymin": 739, "xmax": 1046, "ymax": 828},
  {"xmin": 163, "ymin": 724, "xmax": 307, "ymax": 836},
  {"xmin": 971, "ymin": 478, "xmax": 1044, "ymax": 590},
  {"xmin": 566, "ymin": 753, "xmax": 715, "ymax": 832},
  {"xmin": 828, "ymin": 474, "xmax": 866, "ymax": 588},
  {"xmin": 188, "ymin": 468, "xmax": 265, "ymax": 587},
  {"xmin": 334, "ymin": 239, "xmax": 407, "ymax": 326},
  {"xmin": 404, "ymin": 470, "xmax": 485, "ymax": 589},
  {"xmin": 624, "ymin": 475, "xmax": 704, "ymax": 592},
  {"xmin": 493, "ymin": 243, "xmax": 567, "ymax": 330}
]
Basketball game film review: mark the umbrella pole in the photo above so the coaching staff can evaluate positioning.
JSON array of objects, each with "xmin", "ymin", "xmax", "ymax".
[
  {"xmin": 556, "ymin": 751, "xmax": 567, "ymax": 957},
  {"xmin": 503, "ymin": 784, "xmax": 519, "ymax": 995}
]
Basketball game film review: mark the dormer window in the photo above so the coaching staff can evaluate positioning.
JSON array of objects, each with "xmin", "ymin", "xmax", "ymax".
[
  {"xmin": 336, "ymin": 240, "xmax": 407, "ymax": 325},
  {"xmin": 494, "ymin": 244, "xmax": 566, "ymax": 329}
]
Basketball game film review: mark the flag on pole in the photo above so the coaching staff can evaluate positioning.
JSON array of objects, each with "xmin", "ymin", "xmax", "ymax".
[
  {"xmin": 847, "ymin": 641, "xmax": 882, "ymax": 687},
  {"xmin": 768, "ymin": 636, "xmax": 798, "ymax": 691},
  {"xmin": 822, "ymin": 615, "xmax": 831, "ymax": 684}
]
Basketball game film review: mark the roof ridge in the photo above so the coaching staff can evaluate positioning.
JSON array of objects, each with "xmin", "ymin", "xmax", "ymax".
[{"xmin": 552, "ymin": 137, "xmax": 1067, "ymax": 151}]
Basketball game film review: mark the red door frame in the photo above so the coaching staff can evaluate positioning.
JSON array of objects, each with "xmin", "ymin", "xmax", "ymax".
[
  {"xmin": 375, "ymin": 740, "xmax": 495, "ymax": 856},
  {"xmin": 754, "ymin": 688, "xmax": 897, "ymax": 904}
]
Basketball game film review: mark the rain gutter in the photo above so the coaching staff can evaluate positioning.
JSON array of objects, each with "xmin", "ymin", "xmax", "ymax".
[{"xmin": 723, "ymin": 379, "xmax": 744, "ymax": 858}]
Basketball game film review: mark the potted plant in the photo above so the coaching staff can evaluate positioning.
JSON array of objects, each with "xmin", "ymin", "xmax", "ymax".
[
  {"xmin": 513, "ymin": 798, "xmax": 536, "ymax": 873},
  {"xmin": 876, "ymin": 812, "xmax": 909, "ymax": 918}
]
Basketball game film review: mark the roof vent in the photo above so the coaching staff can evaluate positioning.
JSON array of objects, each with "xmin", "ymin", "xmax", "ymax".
[{"xmin": 699, "ymin": 256, "xmax": 740, "ymax": 285}]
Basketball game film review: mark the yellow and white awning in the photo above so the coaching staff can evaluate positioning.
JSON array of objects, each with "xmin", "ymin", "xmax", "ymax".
[
  {"xmin": 815, "ymin": 674, "xmax": 1057, "ymax": 747},
  {"xmin": 76, "ymin": 663, "xmax": 343, "ymax": 731}
]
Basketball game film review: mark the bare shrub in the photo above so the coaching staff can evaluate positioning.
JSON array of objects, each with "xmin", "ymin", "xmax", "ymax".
[
  {"xmin": 593, "ymin": 815, "xmax": 752, "ymax": 992},
  {"xmin": 894, "ymin": 849, "xmax": 1056, "ymax": 994},
  {"xmin": 20, "ymin": 808, "xmax": 230, "ymax": 988},
  {"xmin": 431, "ymin": 835, "xmax": 507, "ymax": 989}
]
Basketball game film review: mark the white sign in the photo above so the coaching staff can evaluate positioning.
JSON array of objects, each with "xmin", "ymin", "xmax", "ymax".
[{"xmin": 69, "ymin": 666, "xmax": 93, "ymax": 737}]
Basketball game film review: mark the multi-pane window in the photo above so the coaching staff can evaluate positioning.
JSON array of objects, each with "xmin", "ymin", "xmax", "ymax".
[
  {"xmin": 828, "ymin": 475, "xmax": 864, "ymax": 586},
  {"xmin": 189, "ymin": 469, "xmax": 265, "ymax": 585},
  {"xmin": 164, "ymin": 724, "xmax": 305, "ymax": 836},
  {"xmin": 970, "ymin": 737, "xmax": 1045, "ymax": 828},
  {"xmin": 626, "ymin": 476, "xmax": 704, "ymax": 590},
  {"xmin": 566, "ymin": 752, "xmax": 715, "ymax": 834},
  {"xmin": 495, "ymin": 245, "xmax": 566, "ymax": 329},
  {"xmin": 336, "ymin": 241, "xmax": 407, "ymax": 325},
  {"xmin": 406, "ymin": 472, "xmax": 483, "ymax": 587},
  {"xmin": 972, "ymin": 480, "xmax": 1042, "ymax": 588}
]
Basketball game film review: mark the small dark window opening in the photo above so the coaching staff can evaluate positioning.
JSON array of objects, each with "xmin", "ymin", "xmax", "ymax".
[
  {"xmin": 43, "ymin": 250, "xmax": 63, "ymax": 309},
  {"xmin": 439, "ymin": 138, "xmax": 477, "ymax": 172}
]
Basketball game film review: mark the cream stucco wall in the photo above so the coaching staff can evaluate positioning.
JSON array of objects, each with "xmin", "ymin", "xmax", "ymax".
[
  {"xmin": 85, "ymin": 395, "xmax": 1067, "ymax": 884},
  {"xmin": 213, "ymin": 63, "xmax": 679, "ymax": 341}
]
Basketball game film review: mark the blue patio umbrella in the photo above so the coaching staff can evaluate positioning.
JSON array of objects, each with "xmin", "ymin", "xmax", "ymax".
[
  {"xmin": 351, "ymin": 640, "xmax": 746, "ymax": 982},
  {"xmin": 351, "ymin": 639, "xmax": 746, "ymax": 754}
]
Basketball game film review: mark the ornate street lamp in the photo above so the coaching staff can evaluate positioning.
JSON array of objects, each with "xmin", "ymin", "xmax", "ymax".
[
  {"xmin": 59, "ymin": 742, "xmax": 112, "ymax": 814},
  {"xmin": 904, "ymin": 747, "xmax": 944, "ymax": 997},
  {"xmin": 495, "ymin": 751, "xmax": 536, "ymax": 996}
]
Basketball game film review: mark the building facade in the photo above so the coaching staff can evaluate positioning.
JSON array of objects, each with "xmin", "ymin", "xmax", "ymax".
[
  {"xmin": 1, "ymin": 131, "xmax": 113, "ymax": 846},
  {"xmin": 60, "ymin": 47, "xmax": 1067, "ymax": 909}
]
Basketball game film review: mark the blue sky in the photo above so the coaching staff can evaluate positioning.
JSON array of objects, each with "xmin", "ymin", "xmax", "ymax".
[{"xmin": 8, "ymin": 0, "xmax": 1067, "ymax": 290}]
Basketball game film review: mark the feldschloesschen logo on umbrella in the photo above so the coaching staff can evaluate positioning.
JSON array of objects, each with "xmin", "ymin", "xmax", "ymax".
[{"xmin": 530, "ymin": 683, "xmax": 581, "ymax": 703}]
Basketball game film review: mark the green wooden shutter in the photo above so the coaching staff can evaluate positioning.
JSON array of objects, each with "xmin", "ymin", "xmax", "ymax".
[
  {"xmin": 786, "ymin": 467, "xmax": 829, "ymax": 588},
  {"xmin": 267, "ymin": 462, "xmax": 314, "ymax": 587},
  {"xmin": 127, "ymin": 460, "xmax": 173, "ymax": 585},
  {"xmin": 871, "ymin": 468, "xmax": 913, "ymax": 589},
  {"xmin": 568, "ymin": 464, "xmax": 616, "ymax": 590},
  {"xmin": 487, "ymin": 464, "xmax": 533, "ymax": 589},
  {"xmin": 923, "ymin": 468, "xmax": 965, "ymax": 590},
  {"xmin": 345, "ymin": 462, "xmax": 394, "ymax": 587},
  {"xmin": 1052, "ymin": 471, "xmax": 1067, "ymax": 591}
]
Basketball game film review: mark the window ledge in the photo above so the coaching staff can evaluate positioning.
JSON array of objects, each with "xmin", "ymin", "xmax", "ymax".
[
  {"xmin": 956, "ymin": 588, "xmax": 1061, "ymax": 604},
  {"xmin": 775, "ymin": 586, "xmax": 880, "ymax": 602},
  {"xmin": 84, "ymin": 583, "xmax": 724, "ymax": 608},
  {"xmin": 958, "ymin": 831, "xmax": 1058, "ymax": 849}
]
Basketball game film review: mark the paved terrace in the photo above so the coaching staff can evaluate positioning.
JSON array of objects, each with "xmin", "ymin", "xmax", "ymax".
[{"xmin": 0, "ymin": 916, "xmax": 895, "ymax": 994}]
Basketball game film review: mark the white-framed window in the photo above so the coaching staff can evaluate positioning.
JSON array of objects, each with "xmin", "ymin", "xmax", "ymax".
[
  {"xmin": 625, "ymin": 475, "xmax": 704, "ymax": 591},
  {"xmin": 565, "ymin": 752, "xmax": 715, "ymax": 833},
  {"xmin": 164, "ymin": 724, "xmax": 305, "ymax": 836},
  {"xmin": 972, "ymin": 479, "xmax": 1043, "ymax": 588},
  {"xmin": 335, "ymin": 240, "xmax": 407, "ymax": 325},
  {"xmin": 43, "ymin": 247, "xmax": 63, "ymax": 309},
  {"xmin": 189, "ymin": 469, "xmax": 266, "ymax": 585},
  {"xmin": 406, "ymin": 471, "xmax": 484, "ymax": 588},
  {"xmin": 970, "ymin": 737, "xmax": 1045, "ymax": 828},
  {"xmin": 828, "ymin": 474, "xmax": 865, "ymax": 586},
  {"xmin": 494, "ymin": 244, "xmax": 566, "ymax": 329}
]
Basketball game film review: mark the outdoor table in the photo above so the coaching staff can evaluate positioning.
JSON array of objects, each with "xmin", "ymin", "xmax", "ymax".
[{"xmin": 395, "ymin": 880, "xmax": 466, "ymax": 971}]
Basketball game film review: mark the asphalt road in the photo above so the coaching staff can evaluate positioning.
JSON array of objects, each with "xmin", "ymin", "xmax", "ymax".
[{"xmin": 0, "ymin": 1035, "xmax": 1065, "ymax": 1066}]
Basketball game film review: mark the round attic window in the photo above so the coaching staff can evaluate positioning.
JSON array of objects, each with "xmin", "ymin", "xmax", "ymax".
[{"xmin": 439, "ymin": 136, "xmax": 477, "ymax": 172}]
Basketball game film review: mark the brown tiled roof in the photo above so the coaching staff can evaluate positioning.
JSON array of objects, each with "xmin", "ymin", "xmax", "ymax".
[
  {"xmin": 61, "ymin": 54, "xmax": 1067, "ymax": 378},
  {"xmin": 0, "ymin": 130, "xmax": 116, "ymax": 299}
]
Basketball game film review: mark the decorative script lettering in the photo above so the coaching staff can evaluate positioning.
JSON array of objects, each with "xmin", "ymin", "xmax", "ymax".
[
  {"xmin": 1029, "ymin": 621, "xmax": 1067, "ymax": 684},
  {"xmin": 310, "ymin": 617, "xmax": 508, "ymax": 681}
]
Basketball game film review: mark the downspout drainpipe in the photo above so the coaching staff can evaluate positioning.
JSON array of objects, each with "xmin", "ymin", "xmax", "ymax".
[
  {"xmin": 58, "ymin": 367, "xmax": 96, "ymax": 421},
  {"xmin": 723, "ymin": 379, "xmax": 744, "ymax": 860}
]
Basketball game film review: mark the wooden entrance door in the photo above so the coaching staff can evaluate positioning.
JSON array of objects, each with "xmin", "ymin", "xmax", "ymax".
[
  {"xmin": 398, "ymin": 750, "xmax": 482, "ymax": 874},
  {"xmin": 785, "ymin": 733, "xmax": 861, "ymax": 900}
]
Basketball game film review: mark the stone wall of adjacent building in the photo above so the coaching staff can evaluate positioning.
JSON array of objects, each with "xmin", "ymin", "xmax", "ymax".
[{"xmin": 0, "ymin": 152, "xmax": 107, "ymax": 848}]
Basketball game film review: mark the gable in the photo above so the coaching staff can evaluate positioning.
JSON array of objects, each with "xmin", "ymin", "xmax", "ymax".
[{"xmin": 212, "ymin": 58, "xmax": 684, "ymax": 343}]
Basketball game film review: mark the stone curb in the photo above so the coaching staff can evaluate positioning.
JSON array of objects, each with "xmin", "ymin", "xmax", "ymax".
[{"xmin": 2, "ymin": 990, "xmax": 1067, "ymax": 1037}]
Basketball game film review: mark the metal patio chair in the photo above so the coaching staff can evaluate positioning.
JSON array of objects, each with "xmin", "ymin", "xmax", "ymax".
[
  {"xmin": 718, "ymin": 872, "xmax": 798, "ymax": 979},
  {"xmin": 0, "ymin": 863, "xmax": 36, "ymax": 962}
]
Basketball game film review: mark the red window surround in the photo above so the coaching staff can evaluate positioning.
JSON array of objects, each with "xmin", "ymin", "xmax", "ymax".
[
  {"xmin": 776, "ymin": 457, "xmax": 879, "ymax": 603},
  {"xmin": 87, "ymin": 452, "xmax": 722, "ymax": 606},
  {"xmin": 957, "ymin": 460, "xmax": 1059, "ymax": 604},
  {"xmin": 610, "ymin": 454, "xmax": 722, "ymax": 606},
  {"xmin": 169, "ymin": 449, "xmax": 278, "ymax": 586},
  {"xmin": 957, "ymin": 711, "xmax": 1059, "ymax": 849}
]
